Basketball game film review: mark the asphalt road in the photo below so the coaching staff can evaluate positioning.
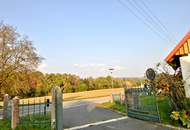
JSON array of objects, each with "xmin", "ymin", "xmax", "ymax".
[
  {"xmin": 63, "ymin": 101, "xmax": 176, "ymax": 130},
  {"xmin": 63, "ymin": 101, "xmax": 123, "ymax": 128}
]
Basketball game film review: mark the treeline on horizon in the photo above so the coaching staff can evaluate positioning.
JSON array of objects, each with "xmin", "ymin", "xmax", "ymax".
[
  {"xmin": 0, "ymin": 23, "xmax": 144, "ymax": 100},
  {"xmin": 0, "ymin": 71, "xmax": 144, "ymax": 99}
]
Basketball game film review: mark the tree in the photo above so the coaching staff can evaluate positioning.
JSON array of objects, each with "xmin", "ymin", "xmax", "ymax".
[{"xmin": 0, "ymin": 23, "xmax": 42, "ymax": 96}]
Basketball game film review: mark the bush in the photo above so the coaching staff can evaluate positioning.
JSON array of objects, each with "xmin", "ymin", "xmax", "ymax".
[
  {"xmin": 64, "ymin": 86, "xmax": 75, "ymax": 93},
  {"xmin": 75, "ymin": 84, "xmax": 88, "ymax": 92},
  {"xmin": 182, "ymin": 98, "xmax": 190, "ymax": 110},
  {"xmin": 170, "ymin": 110, "xmax": 190, "ymax": 128}
]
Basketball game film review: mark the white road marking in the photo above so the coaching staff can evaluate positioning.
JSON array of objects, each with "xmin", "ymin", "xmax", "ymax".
[{"xmin": 64, "ymin": 116, "xmax": 128, "ymax": 130}]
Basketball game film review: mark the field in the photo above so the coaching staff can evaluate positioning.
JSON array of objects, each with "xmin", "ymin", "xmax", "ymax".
[{"xmin": 0, "ymin": 88, "xmax": 124, "ymax": 106}]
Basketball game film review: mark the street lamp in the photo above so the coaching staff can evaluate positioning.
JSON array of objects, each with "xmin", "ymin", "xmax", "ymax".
[{"xmin": 108, "ymin": 68, "xmax": 115, "ymax": 88}]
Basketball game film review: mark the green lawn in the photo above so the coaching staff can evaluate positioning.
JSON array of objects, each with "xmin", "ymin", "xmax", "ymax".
[
  {"xmin": 156, "ymin": 96, "xmax": 172, "ymax": 124},
  {"xmin": 102, "ymin": 102, "xmax": 126, "ymax": 114},
  {"xmin": 0, "ymin": 114, "xmax": 51, "ymax": 130},
  {"xmin": 140, "ymin": 95, "xmax": 171, "ymax": 123}
]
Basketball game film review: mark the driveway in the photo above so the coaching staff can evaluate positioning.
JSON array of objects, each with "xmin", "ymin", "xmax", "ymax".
[{"xmin": 63, "ymin": 101, "xmax": 176, "ymax": 130}]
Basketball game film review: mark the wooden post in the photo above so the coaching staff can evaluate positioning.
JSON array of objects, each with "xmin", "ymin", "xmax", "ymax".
[
  {"xmin": 3, "ymin": 94, "xmax": 9, "ymax": 119},
  {"xmin": 11, "ymin": 97, "xmax": 19, "ymax": 130}
]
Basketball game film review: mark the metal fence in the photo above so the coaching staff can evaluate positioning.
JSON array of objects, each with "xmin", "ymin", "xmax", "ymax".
[
  {"xmin": 0, "ymin": 86, "xmax": 64, "ymax": 130},
  {"xmin": 17, "ymin": 97, "xmax": 51, "ymax": 129},
  {"xmin": 125, "ymin": 87, "xmax": 161, "ymax": 122}
]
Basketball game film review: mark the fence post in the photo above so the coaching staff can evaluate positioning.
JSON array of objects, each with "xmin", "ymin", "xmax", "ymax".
[
  {"xmin": 11, "ymin": 97, "xmax": 19, "ymax": 130},
  {"xmin": 51, "ymin": 87, "xmax": 56, "ymax": 129},
  {"xmin": 120, "ymin": 94, "xmax": 125, "ymax": 105},
  {"xmin": 124, "ymin": 88, "xmax": 128, "ymax": 115},
  {"xmin": 3, "ymin": 94, "xmax": 9, "ymax": 119},
  {"xmin": 51, "ymin": 86, "xmax": 63, "ymax": 130},
  {"xmin": 110, "ymin": 94, "xmax": 113, "ymax": 103}
]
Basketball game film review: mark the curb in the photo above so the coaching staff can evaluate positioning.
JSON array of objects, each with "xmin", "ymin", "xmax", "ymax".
[{"xmin": 155, "ymin": 123, "xmax": 189, "ymax": 130}]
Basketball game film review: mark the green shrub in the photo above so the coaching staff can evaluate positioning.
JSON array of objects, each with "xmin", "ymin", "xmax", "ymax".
[
  {"xmin": 75, "ymin": 84, "xmax": 88, "ymax": 92},
  {"xmin": 170, "ymin": 110, "xmax": 190, "ymax": 128}
]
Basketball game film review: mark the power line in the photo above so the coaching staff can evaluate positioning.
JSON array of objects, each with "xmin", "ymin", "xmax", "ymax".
[
  {"xmin": 124, "ymin": 0, "xmax": 175, "ymax": 44},
  {"xmin": 139, "ymin": 0, "xmax": 177, "ymax": 44},
  {"xmin": 117, "ymin": 0, "xmax": 176, "ymax": 43},
  {"xmin": 125, "ymin": 0, "xmax": 169, "ymax": 40},
  {"xmin": 131, "ymin": 0, "xmax": 175, "ymax": 44},
  {"xmin": 116, "ymin": 0, "xmax": 172, "ymax": 43}
]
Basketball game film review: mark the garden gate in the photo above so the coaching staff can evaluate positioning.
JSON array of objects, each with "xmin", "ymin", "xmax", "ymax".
[
  {"xmin": 1, "ymin": 86, "xmax": 63, "ymax": 130},
  {"xmin": 18, "ymin": 96, "xmax": 51, "ymax": 129},
  {"xmin": 125, "ymin": 86, "xmax": 161, "ymax": 122}
]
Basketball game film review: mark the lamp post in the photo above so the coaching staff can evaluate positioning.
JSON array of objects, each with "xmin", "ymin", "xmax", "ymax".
[{"xmin": 109, "ymin": 68, "xmax": 114, "ymax": 88}]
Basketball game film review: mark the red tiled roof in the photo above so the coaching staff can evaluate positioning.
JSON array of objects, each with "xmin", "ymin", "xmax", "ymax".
[{"xmin": 165, "ymin": 31, "xmax": 190, "ymax": 62}]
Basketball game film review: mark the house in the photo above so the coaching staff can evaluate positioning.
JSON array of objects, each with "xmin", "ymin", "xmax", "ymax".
[{"xmin": 165, "ymin": 31, "xmax": 190, "ymax": 98}]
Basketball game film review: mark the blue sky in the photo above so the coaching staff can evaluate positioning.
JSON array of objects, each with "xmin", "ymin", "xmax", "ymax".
[{"xmin": 0, "ymin": 0, "xmax": 190, "ymax": 77}]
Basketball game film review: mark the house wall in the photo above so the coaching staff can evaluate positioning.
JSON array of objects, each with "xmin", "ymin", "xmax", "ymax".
[{"xmin": 180, "ymin": 54, "xmax": 190, "ymax": 98}]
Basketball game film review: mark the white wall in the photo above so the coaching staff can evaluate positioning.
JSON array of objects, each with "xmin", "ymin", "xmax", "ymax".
[{"xmin": 180, "ymin": 54, "xmax": 190, "ymax": 98}]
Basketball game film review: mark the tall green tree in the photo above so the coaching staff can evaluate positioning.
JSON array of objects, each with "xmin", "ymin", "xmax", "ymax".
[{"xmin": 0, "ymin": 23, "xmax": 42, "ymax": 96}]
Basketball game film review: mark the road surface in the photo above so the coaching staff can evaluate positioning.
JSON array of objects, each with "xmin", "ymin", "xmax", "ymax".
[{"xmin": 63, "ymin": 98, "xmax": 176, "ymax": 130}]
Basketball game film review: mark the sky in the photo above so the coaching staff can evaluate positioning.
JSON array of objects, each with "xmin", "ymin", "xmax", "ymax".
[{"xmin": 0, "ymin": 0, "xmax": 190, "ymax": 78}]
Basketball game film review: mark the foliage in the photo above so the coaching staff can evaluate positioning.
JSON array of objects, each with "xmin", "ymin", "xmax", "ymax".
[
  {"xmin": 153, "ymin": 62, "xmax": 190, "ymax": 128},
  {"xmin": 0, "ymin": 119, "xmax": 11, "ymax": 130},
  {"xmin": 171, "ymin": 110, "xmax": 190, "ymax": 128},
  {"xmin": 0, "ymin": 70, "xmax": 144, "ymax": 99},
  {"xmin": 170, "ymin": 111, "xmax": 180, "ymax": 120},
  {"xmin": 153, "ymin": 62, "xmax": 188, "ymax": 111},
  {"xmin": 45, "ymin": 74, "xmax": 144, "ymax": 95},
  {"xmin": 0, "ymin": 23, "xmax": 42, "ymax": 98}
]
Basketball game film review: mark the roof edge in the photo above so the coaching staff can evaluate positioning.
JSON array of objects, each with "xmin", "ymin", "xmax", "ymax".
[{"xmin": 165, "ymin": 31, "xmax": 190, "ymax": 62}]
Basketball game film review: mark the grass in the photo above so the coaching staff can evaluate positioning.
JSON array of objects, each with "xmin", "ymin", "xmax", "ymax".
[
  {"xmin": 102, "ymin": 102, "xmax": 126, "ymax": 114},
  {"xmin": 101, "ymin": 96, "xmax": 172, "ymax": 124},
  {"xmin": 0, "ymin": 114, "xmax": 51, "ymax": 130},
  {"xmin": 140, "ymin": 95, "xmax": 172, "ymax": 123},
  {"xmin": 140, "ymin": 95, "xmax": 156, "ymax": 106},
  {"xmin": 156, "ymin": 96, "xmax": 172, "ymax": 124},
  {"xmin": 0, "ymin": 119, "xmax": 11, "ymax": 130}
]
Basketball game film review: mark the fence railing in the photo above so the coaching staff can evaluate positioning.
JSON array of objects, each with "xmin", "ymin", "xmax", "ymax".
[
  {"xmin": 0, "ymin": 86, "xmax": 64, "ymax": 130},
  {"xmin": 125, "ymin": 87, "xmax": 161, "ymax": 122},
  {"xmin": 18, "ymin": 97, "xmax": 51, "ymax": 129}
]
